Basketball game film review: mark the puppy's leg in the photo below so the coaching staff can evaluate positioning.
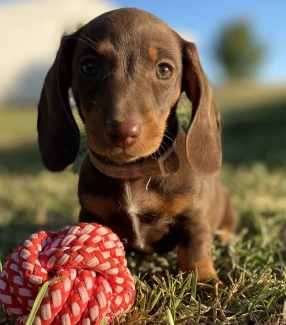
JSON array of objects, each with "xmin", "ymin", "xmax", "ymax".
[
  {"xmin": 177, "ymin": 216, "xmax": 218, "ymax": 282},
  {"xmin": 217, "ymin": 193, "xmax": 236, "ymax": 245}
]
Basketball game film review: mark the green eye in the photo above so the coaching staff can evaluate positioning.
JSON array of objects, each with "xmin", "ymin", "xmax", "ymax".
[
  {"xmin": 156, "ymin": 62, "xmax": 173, "ymax": 80},
  {"xmin": 80, "ymin": 58, "xmax": 97, "ymax": 76}
]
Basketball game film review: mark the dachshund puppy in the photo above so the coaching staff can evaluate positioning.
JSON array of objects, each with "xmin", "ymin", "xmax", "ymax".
[{"xmin": 37, "ymin": 8, "xmax": 235, "ymax": 281}]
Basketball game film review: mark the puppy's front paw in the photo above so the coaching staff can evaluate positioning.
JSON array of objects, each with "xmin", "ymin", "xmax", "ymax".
[
  {"xmin": 216, "ymin": 229, "xmax": 232, "ymax": 246},
  {"xmin": 191, "ymin": 259, "xmax": 219, "ymax": 282},
  {"xmin": 177, "ymin": 248, "xmax": 219, "ymax": 282}
]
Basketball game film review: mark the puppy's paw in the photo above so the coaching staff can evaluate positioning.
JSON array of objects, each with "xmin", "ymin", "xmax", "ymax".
[
  {"xmin": 192, "ymin": 259, "xmax": 219, "ymax": 282},
  {"xmin": 216, "ymin": 229, "xmax": 232, "ymax": 246},
  {"xmin": 177, "ymin": 249, "xmax": 219, "ymax": 282}
]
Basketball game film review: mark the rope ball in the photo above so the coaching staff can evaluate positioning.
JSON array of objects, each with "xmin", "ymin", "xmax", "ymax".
[{"xmin": 0, "ymin": 223, "xmax": 136, "ymax": 325}]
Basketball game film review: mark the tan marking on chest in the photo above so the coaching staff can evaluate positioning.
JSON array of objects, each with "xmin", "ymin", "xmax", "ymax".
[
  {"xmin": 138, "ymin": 191, "xmax": 193, "ymax": 218},
  {"xmin": 123, "ymin": 181, "xmax": 140, "ymax": 216},
  {"xmin": 164, "ymin": 193, "xmax": 193, "ymax": 216},
  {"xmin": 123, "ymin": 182, "xmax": 145, "ymax": 249}
]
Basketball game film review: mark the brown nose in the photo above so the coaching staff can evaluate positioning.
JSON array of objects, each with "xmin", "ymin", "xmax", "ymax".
[{"xmin": 105, "ymin": 119, "xmax": 141, "ymax": 148}]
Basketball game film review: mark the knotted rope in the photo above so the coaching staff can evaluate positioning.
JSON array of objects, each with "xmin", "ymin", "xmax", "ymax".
[{"xmin": 0, "ymin": 223, "xmax": 136, "ymax": 325}]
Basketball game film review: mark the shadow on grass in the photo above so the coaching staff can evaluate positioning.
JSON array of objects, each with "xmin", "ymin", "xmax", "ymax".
[
  {"xmin": 0, "ymin": 141, "xmax": 44, "ymax": 174},
  {"xmin": 222, "ymin": 97, "xmax": 286, "ymax": 168},
  {"xmin": 0, "ymin": 223, "xmax": 47, "ymax": 257},
  {"xmin": 0, "ymin": 223, "xmax": 68, "ymax": 258},
  {"xmin": 0, "ymin": 212, "xmax": 77, "ymax": 257}
]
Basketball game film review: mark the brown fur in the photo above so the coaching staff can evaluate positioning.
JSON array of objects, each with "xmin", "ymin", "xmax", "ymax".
[
  {"xmin": 148, "ymin": 47, "xmax": 159, "ymax": 62},
  {"xmin": 37, "ymin": 8, "xmax": 236, "ymax": 281}
]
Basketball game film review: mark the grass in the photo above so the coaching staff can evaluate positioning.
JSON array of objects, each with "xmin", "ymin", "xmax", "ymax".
[
  {"xmin": 0, "ymin": 83, "xmax": 286, "ymax": 324},
  {"xmin": 0, "ymin": 109, "xmax": 36, "ymax": 147}
]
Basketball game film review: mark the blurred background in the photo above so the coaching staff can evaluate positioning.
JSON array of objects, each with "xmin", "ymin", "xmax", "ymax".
[{"xmin": 0, "ymin": 0, "xmax": 286, "ymax": 256}]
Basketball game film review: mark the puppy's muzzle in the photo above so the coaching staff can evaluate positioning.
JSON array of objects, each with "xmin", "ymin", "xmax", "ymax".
[{"xmin": 105, "ymin": 119, "xmax": 142, "ymax": 148}]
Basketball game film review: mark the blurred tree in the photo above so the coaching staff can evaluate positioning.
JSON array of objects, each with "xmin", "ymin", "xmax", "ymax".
[{"xmin": 215, "ymin": 20, "xmax": 264, "ymax": 81}]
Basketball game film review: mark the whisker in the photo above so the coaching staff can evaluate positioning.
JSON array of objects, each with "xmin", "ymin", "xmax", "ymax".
[{"xmin": 164, "ymin": 133, "xmax": 175, "ymax": 143}]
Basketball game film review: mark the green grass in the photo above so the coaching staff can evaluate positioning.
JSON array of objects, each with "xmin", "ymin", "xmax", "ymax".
[
  {"xmin": 0, "ymin": 84, "xmax": 286, "ymax": 324},
  {"xmin": 0, "ymin": 109, "xmax": 37, "ymax": 147}
]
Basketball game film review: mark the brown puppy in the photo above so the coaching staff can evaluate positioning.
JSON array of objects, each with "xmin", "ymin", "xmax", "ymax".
[{"xmin": 37, "ymin": 8, "xmax": 236, "ymax": 281}]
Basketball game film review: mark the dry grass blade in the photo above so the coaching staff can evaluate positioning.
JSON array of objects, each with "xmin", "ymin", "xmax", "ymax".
[
  {"xmin": 25, "ymin": 276, "xmax": 64, "ymax": 325},
  {"xmin": 166, "ymin": 308, "xmax": 175, "ymax": 325}
]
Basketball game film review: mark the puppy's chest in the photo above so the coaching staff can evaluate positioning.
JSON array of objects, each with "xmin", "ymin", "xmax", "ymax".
[
  {"xmin": 82, "ymin": 178, "xmax": 193, "ymax": 221},
  {"xmin": 121, "ymin": 181, "xmax": 190, "ymax": 218}
]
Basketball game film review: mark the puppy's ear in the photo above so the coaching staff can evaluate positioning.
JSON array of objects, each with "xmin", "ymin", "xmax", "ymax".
[
  {"xmin": 182, "ymin": 41, "xmax": 222, "ymax": 175},
  {"xmin": 37, "ymin": 35, "xmax": 80, "ymax": 171}
]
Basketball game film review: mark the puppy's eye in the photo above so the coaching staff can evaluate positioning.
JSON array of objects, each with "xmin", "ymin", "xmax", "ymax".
[
  {"xmin": 80, "ymin": 59, "xmax": 97, "ymax": 76},
  {"xmin": 156, "ymin": 62, "xmax": 173, "ymax": 80}
]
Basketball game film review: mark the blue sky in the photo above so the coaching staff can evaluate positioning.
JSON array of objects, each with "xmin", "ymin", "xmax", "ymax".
[
  {"xmin": 1, "ymin": 0, "xmax": 285, "ymax": 84},
  {"xmin": 115, "ymin": 0, "xmax": 286, "ymax": 84}
]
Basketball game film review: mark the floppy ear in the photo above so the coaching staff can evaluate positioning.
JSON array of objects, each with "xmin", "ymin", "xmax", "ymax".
[
  {"xmin": 182, "ymin": 41, "xmax": 222, "ymax": 175},
  {"xmin": 37, "ymin": 35, "xmax": 80, "ymax": 171}
]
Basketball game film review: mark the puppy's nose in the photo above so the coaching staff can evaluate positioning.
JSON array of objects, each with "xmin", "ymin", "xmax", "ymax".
[{"xmin": 105, "ymin": 119, "xmax": 141, "ymax": 148}]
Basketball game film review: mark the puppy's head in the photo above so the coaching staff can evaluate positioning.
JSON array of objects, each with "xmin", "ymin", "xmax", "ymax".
[{"xmin": 38, "ymin": 8, "xmax": 221, "ymax": 175}]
